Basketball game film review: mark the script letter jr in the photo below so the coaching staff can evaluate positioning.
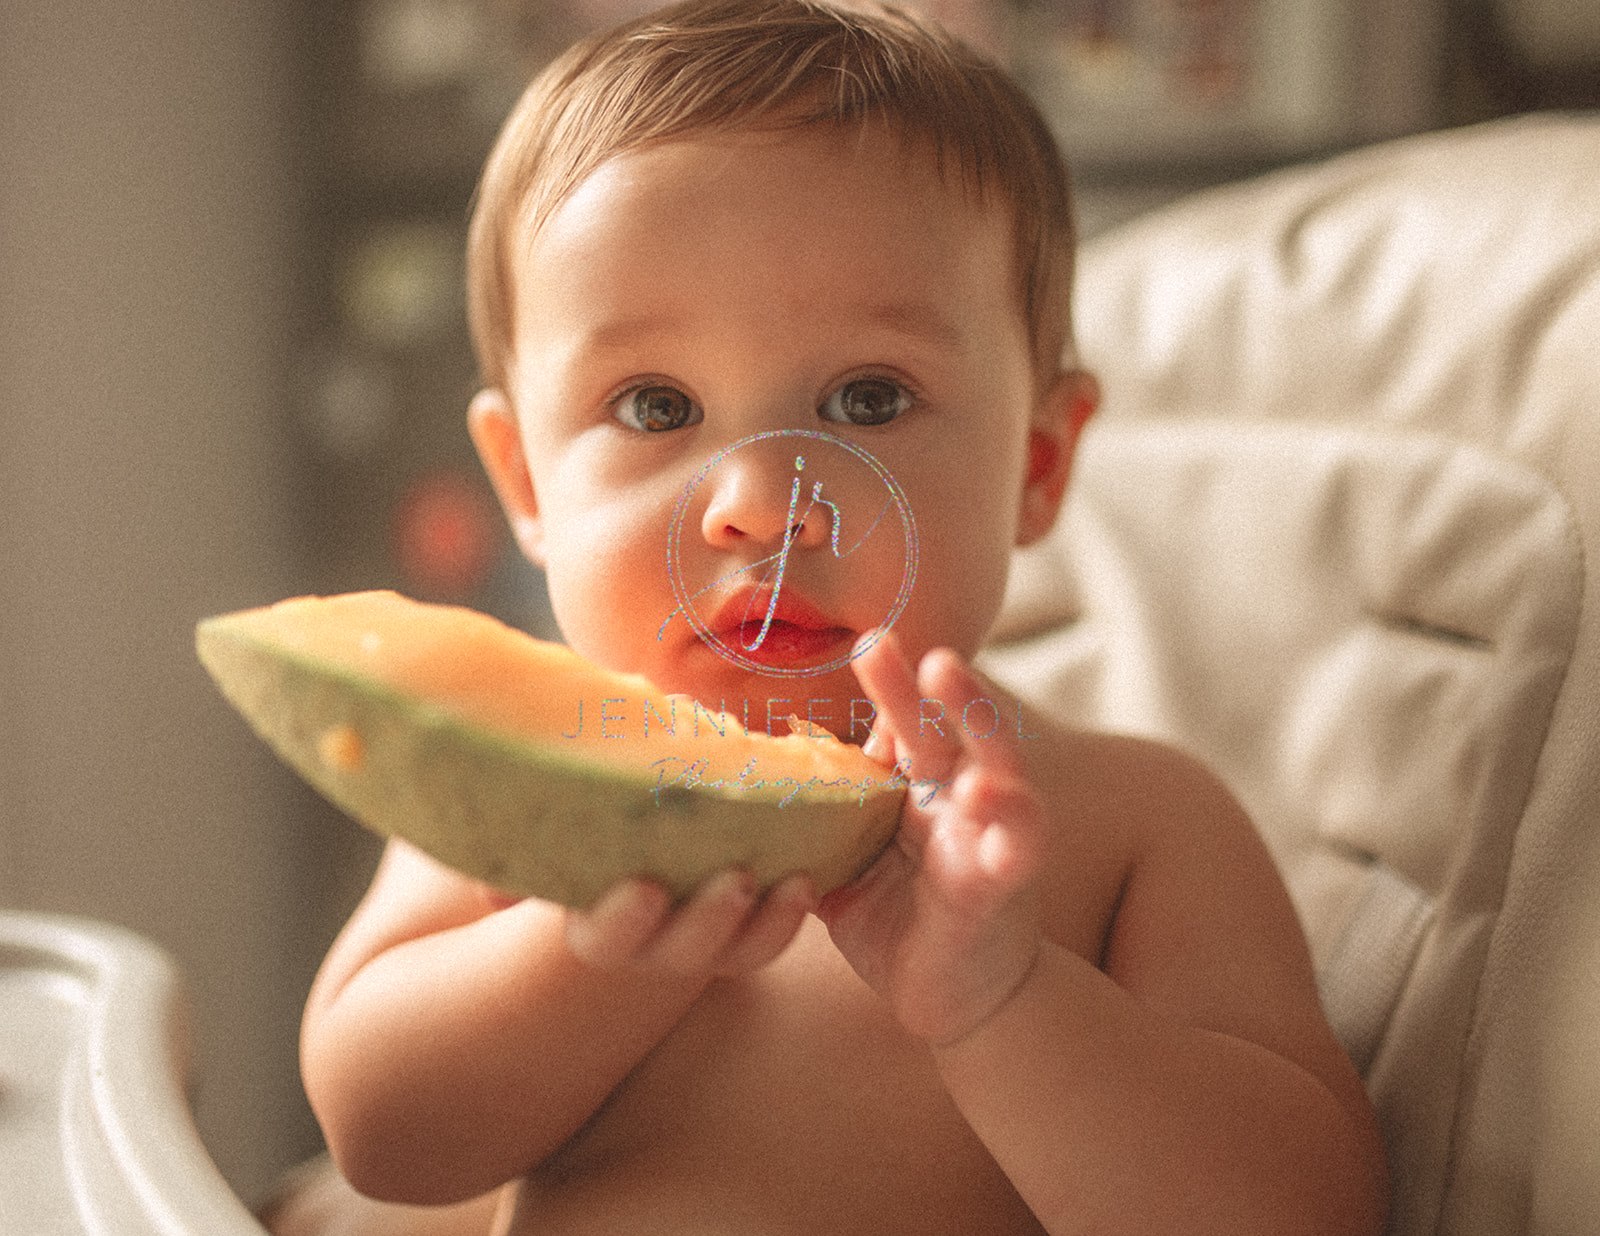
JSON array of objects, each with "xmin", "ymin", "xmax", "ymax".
[{"xmin": 742, "ymin": 456, "xmax": 843, "ymax": 651}]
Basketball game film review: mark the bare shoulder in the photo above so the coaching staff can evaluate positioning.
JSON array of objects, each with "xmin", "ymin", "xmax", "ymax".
[{"xmin": 1024, "ymin": 723, "xmax": 1368, "ymax": 1118}]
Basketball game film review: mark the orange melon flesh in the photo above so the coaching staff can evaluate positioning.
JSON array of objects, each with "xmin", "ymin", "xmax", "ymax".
[{"xmin": 196, "ymin": 591, "xmax": 904, "ymax": 907}]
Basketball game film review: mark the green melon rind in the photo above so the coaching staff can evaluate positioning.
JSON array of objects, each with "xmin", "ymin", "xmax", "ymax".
[{"xmin": 196, "ymin": 617, "xmax": 902, "ymax": 908}]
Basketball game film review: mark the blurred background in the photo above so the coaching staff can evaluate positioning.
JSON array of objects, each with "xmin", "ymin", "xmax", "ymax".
[{"xmin": 2, "ymin": 0, "xmax": 1597, "ymax": 1210}]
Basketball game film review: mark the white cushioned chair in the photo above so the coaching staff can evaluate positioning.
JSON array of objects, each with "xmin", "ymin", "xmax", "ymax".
[
  {"xmin": 982, "ymin": 110, "xmax": 1600, "ymax": 1236},
  {"xmin": 4, "ymin": 111, "xmax": 1597, "ymax": 1235}
]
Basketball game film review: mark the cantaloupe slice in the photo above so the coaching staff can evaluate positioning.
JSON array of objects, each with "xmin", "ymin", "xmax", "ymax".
[{"xmin": 196, "ymin": 592, "xmax": 903, "ymax": 907}]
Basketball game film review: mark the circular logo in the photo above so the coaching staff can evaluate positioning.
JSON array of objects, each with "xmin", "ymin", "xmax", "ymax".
[{"xmin": 664, "ymin": 429, "xmax": 918, "ymax": 678}]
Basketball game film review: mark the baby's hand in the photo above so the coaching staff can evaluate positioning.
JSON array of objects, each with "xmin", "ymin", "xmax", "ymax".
[
  {"xmin": 564, "ymin": 870, "xmax": 816, "ymax": 979},
  {"xmin": 818, "ymin": 633, "xmax": 1046, "ymax": 1047}
]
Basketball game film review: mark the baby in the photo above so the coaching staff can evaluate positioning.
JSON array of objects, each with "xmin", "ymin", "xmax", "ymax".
[{"xmin": 296, "ymin": 2, "xmax": 1388, "ymax": 1233}]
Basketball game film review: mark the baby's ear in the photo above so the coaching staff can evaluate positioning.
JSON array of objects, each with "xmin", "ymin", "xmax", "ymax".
[
  {"xmin": 468, "ymin": 388, "xmax": 545, "ymax": 565},
  {"xmin": 1016, "ymin": 368, "xmax": 1099, "ymax": 547}
]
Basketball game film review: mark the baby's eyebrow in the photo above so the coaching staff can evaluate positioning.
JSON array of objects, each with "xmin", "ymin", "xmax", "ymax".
[
  {"xmin": 582, "ymin": 314, "xmax": 676, "ymax": 352},
  {"xmin": 852, "ymin": 300, "xmax": 967, "ymax": 351},
  {"xmin": 575, "ymin": 301, "xmax": 965, "ymax": 354}
]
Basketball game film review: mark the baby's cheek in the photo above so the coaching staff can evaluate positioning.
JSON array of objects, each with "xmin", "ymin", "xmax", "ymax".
[
  {"xmin": 906, "ymin": 549, "xmax": 1009, "ymax": 660},
  {"xmin": 850, "ymin": 521, "xmax": 916, "ymax": 599},
  {"xmin": 545, "ymin": 538, "xmax": 671, "ymax": 659}
]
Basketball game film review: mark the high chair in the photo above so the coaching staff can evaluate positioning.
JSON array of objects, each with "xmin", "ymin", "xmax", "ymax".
[
  {"xmin": 981, "ymin": 110, "xmax": 1600, "ymax": 1235},
  {"xmin": 0, "ymin": 912, "xmax": 266, "ymax": 1234},
  {"xmin": 4, "ymin": 111, "xmax": 1597, "ymax": 1235}
]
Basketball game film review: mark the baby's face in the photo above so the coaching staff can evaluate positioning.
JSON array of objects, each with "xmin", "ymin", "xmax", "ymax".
[{"xmin": 480, "ymin": 122, "xmax": 1069, "ymax": 735}]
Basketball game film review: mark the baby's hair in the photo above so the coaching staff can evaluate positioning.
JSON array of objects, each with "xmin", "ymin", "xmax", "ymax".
[{"xmin": 466, "ymin": 0, "xmax": 1077, "ymax": 393}]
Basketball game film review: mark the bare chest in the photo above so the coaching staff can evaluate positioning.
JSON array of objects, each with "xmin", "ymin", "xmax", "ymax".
[{"xmin": 509, "ymin": 918, "xmax": 1047, "ymax": 1235}]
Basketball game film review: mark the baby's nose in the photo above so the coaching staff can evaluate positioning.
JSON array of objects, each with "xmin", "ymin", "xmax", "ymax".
[{"xmin": 699, "ymin": 448, "xmax": 833, "ymax": 551}]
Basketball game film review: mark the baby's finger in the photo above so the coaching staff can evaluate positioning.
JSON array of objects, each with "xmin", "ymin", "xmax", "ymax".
[
  {"xmin": 848, "ymin": 637, "xmax": 897, "ymax": 764},
  {"xmin": 714, "ymin": 873, "xmax": 817, "ymax": 975},
  {"xmin": 852, "ymin": 631, "xmax": 962, "ymax": 785},
  {"xmin": 850, "ymin": 631, "xmax": 918, "ymax": 749},
  {"xmin": 949, "ymin": 766, "xmax": 1045, "ymax": 892},
  {"xmin": 564, "ymin": 878, "xmax": 672, "ymax": 970},
  {"xmin": 640, "ymin": 868, "xmax": 758, "ymax": 974},
  {"xmin": 912, "ymin": 776, "xmax": 1043, "ymax": 962},
  {"xmin": 861, "ymin": 708, "xmax": 897, "ymax": 765},
  {"xmin": 916, "ymin": 648, "xmax": 1027, "ymax": 780}
]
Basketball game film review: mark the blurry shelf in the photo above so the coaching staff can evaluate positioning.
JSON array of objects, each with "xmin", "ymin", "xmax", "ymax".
[{"xmin": 1013, "ymin": 0, "xmax": 1445, "ymax": 175}]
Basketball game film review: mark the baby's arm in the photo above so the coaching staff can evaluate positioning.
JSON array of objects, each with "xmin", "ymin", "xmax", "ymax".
[
  {"xmin": 301, "ymin": 840, "xmax": 814, "ymax": 1204},
  {"xmin": 822, "ymin": 638, "xmax": 1388, "ymax": 1236}
]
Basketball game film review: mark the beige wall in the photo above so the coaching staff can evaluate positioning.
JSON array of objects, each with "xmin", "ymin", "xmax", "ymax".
[{"xmin": 0, "ymin": 0, "xmax": 323, "ymax": 1205}]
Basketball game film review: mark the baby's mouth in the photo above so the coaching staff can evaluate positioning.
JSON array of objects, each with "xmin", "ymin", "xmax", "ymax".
[
  {"xmin": 708, "ymin": 588, "xmax": 855, "ymax": 668},
  {"xmin": 726, "ymin": 617, "xmax": 854, "ymax": 663}
]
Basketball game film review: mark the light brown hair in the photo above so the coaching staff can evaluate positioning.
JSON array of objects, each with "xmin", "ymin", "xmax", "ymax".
[{"xmin": 466, "ymin": 0, "xmax": 1077, "ymax": 393}]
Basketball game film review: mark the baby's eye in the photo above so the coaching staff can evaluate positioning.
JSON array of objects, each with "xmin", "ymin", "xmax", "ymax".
[
  {"xmin": 613, "ymin": 384, "xmax": 702, "ymax": 432},
  {"xmin": 819, "ymin": 377, "xmax": 911, "ymax": 426}
]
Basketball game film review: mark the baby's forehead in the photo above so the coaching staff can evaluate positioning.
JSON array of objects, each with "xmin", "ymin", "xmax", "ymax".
[
  {"xmin": 520, "ymin": 113, "xmax": 1008, "ymax": 244},
  {"xmin": 484, "ymin": 109, "xmax": 1050, "ymax": 391},
  {"xmin": 507, "ymin": 125, "xmax": 1020, "ymax": 325}
]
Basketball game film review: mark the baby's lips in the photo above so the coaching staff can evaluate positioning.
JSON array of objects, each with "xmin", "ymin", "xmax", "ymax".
[{"xmin": 709, "ymin": 584, "xmax": 838, "ymax": 636}]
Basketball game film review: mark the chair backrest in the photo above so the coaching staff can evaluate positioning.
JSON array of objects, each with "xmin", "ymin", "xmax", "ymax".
[{"xmin": 984, "ymin": 113, "xmax": 1600, "ymax": 1236}]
